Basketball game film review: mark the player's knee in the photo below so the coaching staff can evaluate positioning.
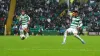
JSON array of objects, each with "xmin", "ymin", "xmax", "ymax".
[
  {"xmin": 64, "ymin": 30, "xmax": 68, "ymax": 34},
  {"xmin": 73, "ymin": 33, "xmax": 78, "ymax": 36},
  {"xmin": 24, "ymin": 28, "xmax": 28, "ymax": 32},
  {"xmin": 20, "ymin": 30, "xmax": 23, "ymax": 32}
]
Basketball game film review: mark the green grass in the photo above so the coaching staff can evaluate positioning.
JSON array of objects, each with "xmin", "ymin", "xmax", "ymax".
[{"xmin": 0, "ymin": 35, "xmax": 100, "ymax": 56}]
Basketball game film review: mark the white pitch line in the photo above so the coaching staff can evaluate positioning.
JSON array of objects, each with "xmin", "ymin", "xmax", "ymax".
[{"xmin": 4, "ymin": 48, "xmax": 100, "ymax": 52}]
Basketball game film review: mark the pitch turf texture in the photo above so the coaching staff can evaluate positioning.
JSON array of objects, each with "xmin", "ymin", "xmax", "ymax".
[{"xmin": 0, "ymin": 35, "xmax": 100, "ymax": 56}]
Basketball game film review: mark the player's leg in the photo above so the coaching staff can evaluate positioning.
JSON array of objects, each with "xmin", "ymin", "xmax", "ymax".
[
  {"xmin": 73, "ymin": 29, "xmax": 85, "ymax": 44},
  {"xmin": 62, "ymin": 28, "xmax": 71, "ymax": 44},
  {"xmin": 23, "ymin": 25, "xmax": 29, "ymax": 39},
  {"xmin": 62, "ymin": 30, "xmax": 68, "ymax": 44},
  {"xmin": 24, "ymin": 28, "xmax": 29, "ymax": 38},
  {"xmin": 19, "ymin": 26, "xmax": 25, "ymax": 40},
  {"xmin": 20, "ymin": 30, "xmax": 25, "ymax": 38}
]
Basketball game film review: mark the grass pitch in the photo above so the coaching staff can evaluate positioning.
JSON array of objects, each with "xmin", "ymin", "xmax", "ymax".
[{"xmin": 0, "ymin": 35, "xmax": 100, "ymax": 56}]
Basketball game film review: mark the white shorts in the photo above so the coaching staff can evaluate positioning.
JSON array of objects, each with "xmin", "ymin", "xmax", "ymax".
[
  {"xmin": 22, "ymin": 25, "xmax": 28, "ymax": 30},
  {"xmin": 67, "ymin": 28, "xmax": 78, "ymax": 33}
]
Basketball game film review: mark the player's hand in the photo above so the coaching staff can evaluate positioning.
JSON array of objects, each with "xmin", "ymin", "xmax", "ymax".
[
  {"xmin": 77, "ymin": 27, "xmax": 81, "ymax": 30},
  {"xmin": 28, "ymin": 22, "xmax": 30, "ymax": 24}
]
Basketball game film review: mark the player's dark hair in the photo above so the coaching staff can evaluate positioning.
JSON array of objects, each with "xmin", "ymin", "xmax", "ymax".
[
  {"xmin": 21, "ymin": 10, "xmax": 25, "ymax": 12},
  {"xmin": 73, "ymin": 10, "xmax": 78, "ymax": 13}
]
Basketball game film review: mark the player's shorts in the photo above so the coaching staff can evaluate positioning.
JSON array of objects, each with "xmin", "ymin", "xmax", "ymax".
[
  {"xmin": 22, "ymin": 25, "xmax": 28, "ymax": 30},
  {"xmin": 67, "ymin": 27, "xmax": 78, "ymax": 33}
]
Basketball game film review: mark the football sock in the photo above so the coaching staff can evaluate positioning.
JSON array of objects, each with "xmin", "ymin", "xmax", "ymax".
[
  {"xmin": 20, "ymin": 30, "xmax": 25, "ymax": 37},
  {"xmin": 26, "ymin": 33, "xmax": 29, "ymax": 38},
  {"xmin": 62, "ymin": 30, "xmax": 67, "ymax": 44},
  {"xmin": 75, "ymin": 35, "xmax": 85, "ymax": 44}
]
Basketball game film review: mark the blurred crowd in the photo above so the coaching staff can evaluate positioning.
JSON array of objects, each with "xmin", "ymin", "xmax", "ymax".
[
  {"xmin": 0, "ymin": 0, "xmax": 10, "ymax": 35},
  {"xmin": 11, "ymin": 0, "xmax": 100, "ymax": 35},
  {"xmin": 12, "ymin": 0, "xmax": 69, "ymax": 35}
]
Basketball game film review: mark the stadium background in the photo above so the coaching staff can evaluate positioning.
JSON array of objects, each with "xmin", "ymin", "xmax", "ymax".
[
  {"xmin": 1, "ymin": 0, "xmax": 100, "ymax": 56},
  {"xmin": 0, "ymin": 0, "xmax": 100, "ymax": 35}
]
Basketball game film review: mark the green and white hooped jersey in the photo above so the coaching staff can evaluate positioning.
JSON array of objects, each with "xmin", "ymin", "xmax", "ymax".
[
  {"xmin": 70, "ymin": 16, "xmax": 82, "ymax": 28},
  {"xmin": 19, "ymin": 14, "xmax": 30, "ymax": 25}
]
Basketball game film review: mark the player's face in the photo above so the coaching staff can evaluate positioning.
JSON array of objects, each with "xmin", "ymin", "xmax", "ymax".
[
  {"xmin": 72, "ymin": 12, "xmax": 78, "ymax": 17},
  {"xmin": 21, "ymin": 12, "xmax": 25, "ymax": 15},
  {"xmin": 72, "ymin": 12, "xmax": 75, "ymax": 16}
]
